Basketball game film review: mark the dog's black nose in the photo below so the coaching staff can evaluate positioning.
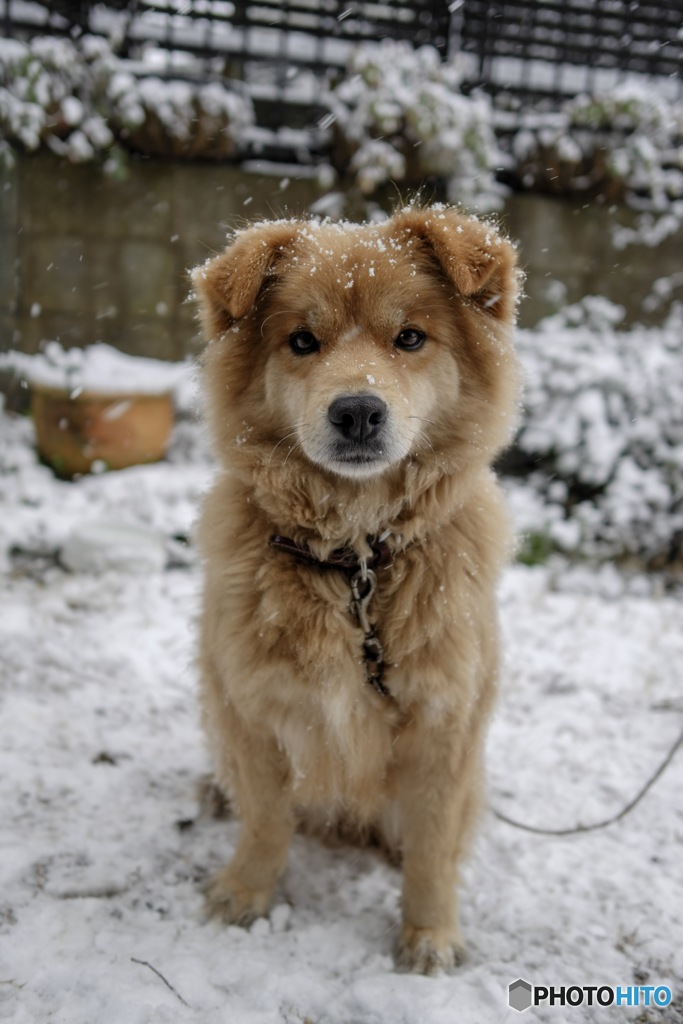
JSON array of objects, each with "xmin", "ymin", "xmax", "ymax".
[{"xmin": 328, "ymin": 394, "xmax": 387, "ymax": 443}]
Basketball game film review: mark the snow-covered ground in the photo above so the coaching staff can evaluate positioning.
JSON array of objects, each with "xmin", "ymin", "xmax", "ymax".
[{"xmin": 1, "ymin": 399, "xmax": 682, "ymax": 1023}]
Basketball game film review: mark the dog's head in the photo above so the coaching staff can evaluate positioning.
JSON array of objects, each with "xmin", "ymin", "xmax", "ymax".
[{"xmin": 194, "ymin": 207, "xmax": 520, "ymax": 486}]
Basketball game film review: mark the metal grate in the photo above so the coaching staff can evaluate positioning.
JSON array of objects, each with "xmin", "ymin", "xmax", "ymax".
[
  {"xmin": 0, "ymin": 0, "xmax": 451, "ymax": 132},
  {"xmin": 453, "ymin": 0, "xmax": 683, "ymax": 103},
  {"xmin": 1, "ymin": 0, "xmax": 681, "ymax": 138},
  {"xmin": 0, "ymin": 1, "xmax": 450, "ymax": 72},
  {"xmin": 116, "ymin": 0, "xmax": 451, "ymax": 125}
]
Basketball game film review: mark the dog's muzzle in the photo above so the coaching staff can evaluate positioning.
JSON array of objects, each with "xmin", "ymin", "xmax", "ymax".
[
  {"xmin": 328, "ymin": 393, "xmax": 387, "ymax": 451},
  {"xmin": 328, "ymin": 394, "xmax": 387, "ymax": 444},
  {"xmin": 304, "ymin": 392, "xmax": 402, "ymax": 478},
  {"xmin": 325, "ymin": 394, "xmax": 389, "ymax": 473}
]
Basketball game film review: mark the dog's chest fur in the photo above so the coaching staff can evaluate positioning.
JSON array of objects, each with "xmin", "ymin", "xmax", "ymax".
[{"xmin": 200, "ymin": 471, "xmax": 504, "ymax": 816}]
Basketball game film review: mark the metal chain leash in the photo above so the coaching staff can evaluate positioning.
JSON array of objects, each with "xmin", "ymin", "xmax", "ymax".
[{"xmin": 349, "ymin": 567, "xmax": 390, "ymax": 698}]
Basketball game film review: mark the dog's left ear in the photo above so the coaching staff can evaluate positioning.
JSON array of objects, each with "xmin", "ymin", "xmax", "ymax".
[
  {"xmin": 392, "ymin": 208, "xmax": 519, "ymax": 322},
  {"xmin": 192, "ymin": 221, "xmax": 299, "ymax": 339}
]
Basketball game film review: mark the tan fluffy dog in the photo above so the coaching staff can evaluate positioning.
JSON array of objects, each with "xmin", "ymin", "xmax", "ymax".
[{"xmin": 192, "ymin": 205, "xmax": 520, "ymax": 975}]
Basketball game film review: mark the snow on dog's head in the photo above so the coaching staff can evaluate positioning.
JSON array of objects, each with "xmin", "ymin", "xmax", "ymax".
[{"xmin": 193, "ymin": 206, "xmax": 521, "ymax": 487}]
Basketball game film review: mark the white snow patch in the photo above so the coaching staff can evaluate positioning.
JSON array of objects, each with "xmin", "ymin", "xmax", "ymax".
[{"xmin": 1, "ymin": 342, "xmax": 191, "ymax": 396}]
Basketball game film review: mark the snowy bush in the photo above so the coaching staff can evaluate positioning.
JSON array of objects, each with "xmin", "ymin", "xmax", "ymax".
[
  {"xmin": 108, "ymin": 74, "xmax": 253, "ymax": 159},
  {"xmin": 510, "ymin": 298, "xmax": 683, "ymax": 565},
  {"xmin": 0, "ymin": 34, "xmax": 254, "ymax": 168},
  {"xmin": 326, "ymin": 40, "xmax": 505, "ymax": 211},
  {"xmin": 513, "ymin": 81, "xmax": 683, "ymax": 208},
  {"xmin": 0, "ymin": 36, "xmax": 116, "ymax": 165}
]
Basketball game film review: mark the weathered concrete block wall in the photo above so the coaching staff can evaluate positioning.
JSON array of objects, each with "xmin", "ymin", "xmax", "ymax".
[
  {"xmin": 0, "ymin": 153, "xmax": 324, "ymax": 360},
  {"xmin": 503, "ymin": 195, "xmax": 683, "ymax": 327},
  {"xmin": 2, "ymin": 152, "xmax": 682, "ymax": 363}
]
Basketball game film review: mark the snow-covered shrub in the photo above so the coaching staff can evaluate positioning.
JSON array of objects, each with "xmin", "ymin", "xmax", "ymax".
[
  {"xmin": 513, "ymin": 81, "xmax": 683, "ymax": 207},
  {"xmin": 108, "ymin": 75, "xmax": 253, "ymax": 159},
  {"xmin": 567, "ymin": 85, "xmax": 683, "ymax": 206},
  {"xmin": 0, "ymin": 35, "xmax": 116, "ymax": 164},
  {"xmin": 0, "ymin": 34, "xmax": 254, "ymax": 168},
  {"xmin": 510, "ymin": 298, "xmax": 683, "ymax": 564},
  {"xmin": 326, "ymin": 40, "xmax": 504, "ymax": 210}
]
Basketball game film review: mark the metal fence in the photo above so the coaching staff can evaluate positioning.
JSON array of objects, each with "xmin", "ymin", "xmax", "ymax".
[
  {"xmin": 453, "ymin": 0, "xmax": 683, "ymax": 104},
  {"xmin": 0, "ymin": 0, "xmax": 452, "ymax": 132},
  {"xmin": 1, "ymin": 0, "xmax": 681, "ymax": 128}
]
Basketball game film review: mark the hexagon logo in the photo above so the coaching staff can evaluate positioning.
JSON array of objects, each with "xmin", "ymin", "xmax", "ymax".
[{"xmin": 509, "ymin": 978, "xmax": 533, "ymax": 1012}]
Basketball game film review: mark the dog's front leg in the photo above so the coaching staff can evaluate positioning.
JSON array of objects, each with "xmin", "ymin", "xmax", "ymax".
[
  {"xmin": 395, "ymin": 721, "xmax": 483, "ymax": 975},
  {"xmin": 206, "ymin": 706, "xmax": 295, "ymax": 927}
]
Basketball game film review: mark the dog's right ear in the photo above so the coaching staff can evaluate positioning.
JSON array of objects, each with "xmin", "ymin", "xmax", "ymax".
[{"xmin": 192, "ymin": 221, "xmax": 299, "ymax": 338}]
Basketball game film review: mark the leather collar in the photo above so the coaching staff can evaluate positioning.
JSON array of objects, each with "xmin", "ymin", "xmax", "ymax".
[{"xmin": 268, "ymin": 533, "xmax": 394, "ymax": 575}]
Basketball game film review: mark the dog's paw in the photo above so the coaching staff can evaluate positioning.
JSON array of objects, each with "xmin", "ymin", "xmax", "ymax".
[
  {"xmin": 395, "ymin": 926, "xmax": 465, "ymax": 976},
  {"xmin": 204, "ymin": 867, "xmax": 272, "ymax": 928}
]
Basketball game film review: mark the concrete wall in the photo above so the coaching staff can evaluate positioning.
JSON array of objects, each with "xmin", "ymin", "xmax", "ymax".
[
  {"xmin": 502, "ymin": 195, "xmax": 683, "ymax": 327},
  {"xmin": 2, "ymin": 152, "xmax": 682, "ymax": 363},
  {"xmin": 0, "ymin": 153, "xmax": 325, "ymax": 360}
]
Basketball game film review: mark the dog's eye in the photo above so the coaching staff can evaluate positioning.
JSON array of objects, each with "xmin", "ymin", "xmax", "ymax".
[
  {"xmin": 395, "ymin": 328, "xmax": 426, "ymax": 352},
  {"xmin": 289, "ymin": 330, "xmax": 320, "ymax": 355}
]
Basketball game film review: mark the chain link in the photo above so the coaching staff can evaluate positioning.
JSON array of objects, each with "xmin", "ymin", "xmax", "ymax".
[{"xmin": 349, "ymin": 568, "xmax": 389, "ymax": 697}]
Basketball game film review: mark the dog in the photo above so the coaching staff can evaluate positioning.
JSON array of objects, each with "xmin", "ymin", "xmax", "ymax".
[{"xmin": 192, "ymin": 204, "xmax": 520, "ymax": 975}]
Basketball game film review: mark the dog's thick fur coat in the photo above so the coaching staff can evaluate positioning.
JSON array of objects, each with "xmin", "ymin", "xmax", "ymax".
[{"xmin": 193, "ymin": 206, "xmax": 520, "ymax": 975}]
